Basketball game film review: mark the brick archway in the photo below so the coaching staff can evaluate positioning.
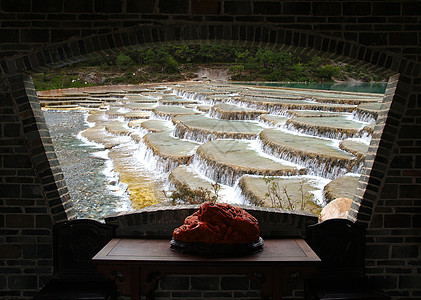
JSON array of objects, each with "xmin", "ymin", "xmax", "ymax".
[
  {"xmin": 4, "ymin": 24, "xmax": 399, "ymax": 77},
  {"xmin": 3, "ymin": 23, "xmax": 405, "ymax": 226}
]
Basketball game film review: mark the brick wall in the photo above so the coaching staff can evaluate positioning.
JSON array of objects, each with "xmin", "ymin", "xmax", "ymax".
[
  {"xmin": 0, "ymin": 0, "xmax": 420, "ymax": 299},
  {"xmin": 0, "ymin": 1, "xmax": 420, "ymax": 62},
  {"xmin": 154, "ymin": 274, "xmax": 262, "ymax": 299},
  {"xmin": 349, "ymin": 75, "xmax": 421, "ymax": 297},
  {"xmin": 106, "ymin": 204, "xmax": 317, "ymax": 238},
  {"xmin": 0, "ymin": 74, "xmax": 75, "ymax": 297}
]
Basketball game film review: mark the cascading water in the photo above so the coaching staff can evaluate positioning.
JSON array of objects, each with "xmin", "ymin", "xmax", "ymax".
[
  {"xmin": 259, "ymin": 138, "xmax": 362, "ymax": 180},
  {"xmin": 190, "ymin": 155, "xmax": 240, "ymax": 187},
  {"xmin": 352, "ymin": 110, "xmax": 377, "ymax": 123},
  {"xmin": 173, "ymin": 89, "xmax": 208, "ymax": 102},
  {"xmin": 284, "ymin": 122, "xmax": 354, "ymax": 140},
  {"xmin": 98, "ymin": 151, "xmax": 130, "ymax": 199},
  {"xmin": 149, "ymin": 111, "xmax": 173, "ymax": 121},
  {"xmin": 43, "ymin": 82, "xmax": 384, "ymax": 218},
  {"xmin": 134, "ymin": 135, "xmax": 181, "ymax": 173},
  {"xmin": 174, "ymin": 125, "xmax": 230, "ymax": 143}
]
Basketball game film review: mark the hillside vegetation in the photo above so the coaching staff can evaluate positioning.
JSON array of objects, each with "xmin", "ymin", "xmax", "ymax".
[{"xmin": 33, "ymin": 45, "xmax": 386, "ymax": 91}]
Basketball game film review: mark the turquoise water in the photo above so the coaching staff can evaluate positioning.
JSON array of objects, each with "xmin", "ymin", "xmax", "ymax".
[{"xmin": 235, "ymin": 82, "xmax": 387, "ymax": 94}]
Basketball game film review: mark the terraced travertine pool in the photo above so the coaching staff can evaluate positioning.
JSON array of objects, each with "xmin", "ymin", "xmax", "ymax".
[{"xmin": 40, "ymin": 82, "xmax": 384, "ymax": 219}]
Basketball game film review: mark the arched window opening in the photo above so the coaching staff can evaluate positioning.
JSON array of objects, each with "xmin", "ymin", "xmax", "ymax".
[{"xmin": 33, "ymin": 40, "xmax": 393, "ymax": 224}]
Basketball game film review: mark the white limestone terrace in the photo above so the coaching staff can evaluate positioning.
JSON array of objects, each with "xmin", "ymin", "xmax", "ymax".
[{"xmin": 38, "ymin": 82, "xmax": 383, "ymax": 216}]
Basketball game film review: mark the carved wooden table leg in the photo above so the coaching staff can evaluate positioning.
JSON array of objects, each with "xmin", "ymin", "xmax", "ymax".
[
  {"xmin": 130, "ymin": 265, "xmax": 141, "ymax": 300},
  {"xmin": 140, "ymin": 266, "xmax": 166, "ymax": 300}
]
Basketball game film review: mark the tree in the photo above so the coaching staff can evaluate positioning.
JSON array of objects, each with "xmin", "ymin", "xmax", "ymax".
[
  {"xmin": 116, "ymin": 53, "xmax": 133, "ymax": 67},
  {"xmin": 143, "ymin": 49, "xmax": 157, "ymax": 65},
  {"xmin": 163, "ymin": 55, "xmax": 179, "ymax": 73},
  {"xmin": 173, "ymin": 45, "xmax": 195, "ymax": 63},
  {"xmin": 288, "ymin": 63, "xmax": 309, "ymax": 82},
  {"xmin": 315, "ymin": 64, "xmax": 341, "ymax": 82}
]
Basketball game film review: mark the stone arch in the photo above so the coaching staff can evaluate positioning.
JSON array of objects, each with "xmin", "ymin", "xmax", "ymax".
[
  {"xmin": 3, "ymin": 23, "xmax": 414, "ymax": 227},
  {"xmin": 4, "ymin": 24, "xmax": 402, "ymax": 76}
]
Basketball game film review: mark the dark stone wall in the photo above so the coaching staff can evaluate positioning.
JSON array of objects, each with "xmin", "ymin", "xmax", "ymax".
[
  {"xmin": 0, "ymin": 74, "xmax": 75, "ymax": 297},
  {"xmin": 0, "ymin": 1, "xmax": 420, "ymax": 63},
  {"xmin": 348, "ymin": 73, "xmax": 421, "ymax": 298},
  {"xmin": 105, "ymin": 204, "xmax": 317, "ymax": 238},
  {"xmin": 0, "ymin": 0, "xmax": 420, "ymax": 298}
]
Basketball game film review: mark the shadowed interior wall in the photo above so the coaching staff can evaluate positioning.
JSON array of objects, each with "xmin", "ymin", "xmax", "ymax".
[{"xmin": 0, "ymin": 1, "xmax": 420, "ymax": 299}]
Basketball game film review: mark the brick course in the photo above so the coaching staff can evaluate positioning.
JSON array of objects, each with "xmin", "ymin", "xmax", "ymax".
[{"xmin": 0, "ymin": 0, "xmax": 420, "ymax": 299}]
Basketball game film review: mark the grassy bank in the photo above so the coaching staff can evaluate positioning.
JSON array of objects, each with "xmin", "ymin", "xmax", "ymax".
[{"xmin": 33, "ymin": 45, "xmax": 386, "ymax": 91}]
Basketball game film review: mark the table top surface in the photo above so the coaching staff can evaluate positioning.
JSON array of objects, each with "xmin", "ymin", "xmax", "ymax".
[{"xmin": 93, "ymin": 238, "xmax": 320, "ymax": 264}]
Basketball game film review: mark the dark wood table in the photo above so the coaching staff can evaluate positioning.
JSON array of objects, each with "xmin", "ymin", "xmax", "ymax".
[{"xmin": 93, "ymin": 238, "xmax": 320, "ymax": 299}]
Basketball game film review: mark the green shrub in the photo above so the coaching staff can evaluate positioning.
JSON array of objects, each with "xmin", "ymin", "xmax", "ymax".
[
  {"xmin": 288, "ymin": 63, "xmax": 310, "ymax": 82},
  {"xmin": 163, "ymin": 55, "xmax": 179, "ymax": 74},
  {"xmin": 116, "ymin": 53, "xmax": 134, "ymax": 67},
  {"xmin": 229, "ymin": 64, "xmax": 245, "ymax": 74},
  {"xmin": 314, "ymin": 64, "xmax": 341, "ymax": 82}
]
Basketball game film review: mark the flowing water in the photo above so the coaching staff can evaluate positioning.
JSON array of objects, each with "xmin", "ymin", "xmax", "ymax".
[
  {"xmin": 40, "ymin": 82, "xmax": 384, "ymax": 220},
  {"xmin": 43, "ymin": 111, "xmax": 132, "ymax": 219}
]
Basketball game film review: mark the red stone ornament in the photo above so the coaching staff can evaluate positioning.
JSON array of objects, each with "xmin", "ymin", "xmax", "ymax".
[{"xmin": 171, "ymin": 202, "xmax": 263, "ymax": 256}]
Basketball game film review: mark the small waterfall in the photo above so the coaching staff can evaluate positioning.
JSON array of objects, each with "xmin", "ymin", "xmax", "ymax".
[
  {"xmin": 228, "ymin": 98, "xmax": 265, "ymax": 110},
  {"xmin": 208, "ymin": 107, "xmax": 263, "ymax": 121},
  {"xmin": 102, "ymin": 157, "xmax": 129, "ymax": 198},
  {"xmin": 228, "ymin": 98, "xmax": 288, "ymax": 115},
  {"xmin": 258, "ymin": 117, "xmax": 285, "ymax": 128},
  {"xmin": 133, "ymin": 126, "xmax": 150, "ymax": 136},
  {"xmin": 284, "ymin": 122, "xmax": 356, "ymax": 140},
  {"xmin": 353, "ymin": 110, "xmax": 377, "ymax": 123},
  {"xmin": 258, "ymin": 132, "xmax": 363, "ymax": 180},
  {"xmin": 135, "ymin": 138, "xmax": 184, "ymax": 173},
  {"xmin": 208, "ymin": 107, "xmax": 224, "ymax": 119},
  {"xmin": 357, "ymin": 131, "xmax": 372, "ymax": 144},
  {"xmin": 218, "ymin": 181, "xmax": 244, "ymax": 205},
  {"xmin": 149, "ymin": 111, "xmax": 174, "ymax": 121},
  {"xmin": 248, "ymin": 139, "xmax": 304, "ymax": 169},
  {"xmin": 91, "ymin": 149, "xmax": 132, "ymax": 211},
  {"xmin": 260, "ymin": 142, "xmax": 362, "ymax": 180},
  {"xmin": 305, "ymin": 175, "xmax": 331, "ymax": 207},
  {"xmin": 76, "ymin": 132, "xmax": 106, "ymax": 149},
  {"xmin": 232, "ymin": 182, "xmax": 253, "ymax": 205},
  {"xmin": 173, "ymin": 89, "xmax": 208, "ymax": 102},
  {"xmin": 174, "ymin": 123, "xmax": 258, "ymax": 143},
  {"xmin": 82, "ymin": 111, "xmax": 96, "ymax": 128},
  {"xmin": 190, "ymin": 155, "xmax": 240, "ymax": 186},
  {"xmin": 203, "ymin": 97, "xmax": 226, "ymax": 106},
  {"xmin": 174, "ymin": 125, "xmax": 219, "ymax": 143},
  {"xmin": 234, "ymin": 179, "xmax": 263, "ymax": 207}
]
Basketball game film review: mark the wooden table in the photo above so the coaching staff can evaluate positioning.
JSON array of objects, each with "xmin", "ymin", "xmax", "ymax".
[{"xmin": 93, "ymin": 238, "xmax": 320, "ymax": 299}]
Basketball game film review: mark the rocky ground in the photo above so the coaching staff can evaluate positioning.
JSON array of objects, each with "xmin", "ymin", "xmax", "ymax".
[{"xmin": 43, "ymin": 110, "xmax": 131, "ymax": 220}]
